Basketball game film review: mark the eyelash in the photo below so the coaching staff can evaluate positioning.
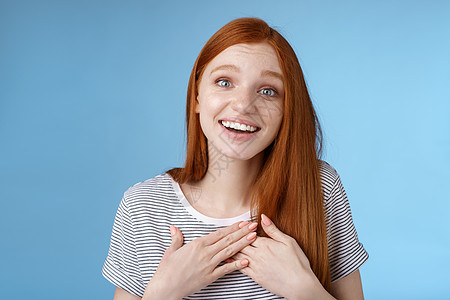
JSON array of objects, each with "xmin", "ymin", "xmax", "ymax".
[
  {"xmin": 216, "ymin": 79, "xmax": 232, "ymax": 88},
  {"xmin": 259, "ymin": 88, "xmax": 278, "ymax": 97},
  {"xmin": 215, "ymin": 79, "xmax": 279, "ymax": 97}
]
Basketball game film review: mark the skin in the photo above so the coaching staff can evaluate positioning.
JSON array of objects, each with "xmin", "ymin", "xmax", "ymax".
[
  {"xmin": 181, "ymin": 43, "xmax": 285, "ymax": 219},
  {"xmin": 114, "ymin": 270, "xmax": 363, "ymax": 300},
  {"xmin": 227, "ymin": 214, "xmax": 364, "ymax": 299},
  {"xmin": 112, "ymin": 43, "xmax": 365, "ymax": 300},
  {"xmin": 195, "ymin": 43, "xmax": 284, "ymax": 162},
  {"xmin": 142, "ymin": 221, "xmax": 258, "ymax": 300}
]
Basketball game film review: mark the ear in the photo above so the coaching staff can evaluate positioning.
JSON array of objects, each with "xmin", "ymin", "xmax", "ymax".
[{"xmin": 194, "ymin": 95, "xmax": 200, "ymax": 113}]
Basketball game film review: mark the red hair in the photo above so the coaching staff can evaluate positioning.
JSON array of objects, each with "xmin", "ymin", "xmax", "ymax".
[{"xmin": 167, "ymin": 18, "xmax": 330, "ymax": 290}]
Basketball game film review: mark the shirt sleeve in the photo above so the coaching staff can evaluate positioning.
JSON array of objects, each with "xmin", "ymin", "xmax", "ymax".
[
  {"xmin": 101, "ymin": 196, "xmax": 146, "ymax": 297},
  {"xmin": 325, "ymin": 174, "xmax": 369, "ymax": 282}
]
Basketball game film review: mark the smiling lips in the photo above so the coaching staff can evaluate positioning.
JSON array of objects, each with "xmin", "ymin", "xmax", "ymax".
[{"xmin": 219, "ymin": 120, "xmax": 261, "ymax": 134}]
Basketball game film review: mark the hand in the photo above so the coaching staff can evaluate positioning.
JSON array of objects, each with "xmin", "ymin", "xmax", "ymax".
[
  {"xmin": 142, "ymin": 221, "xmax": 258, "ymax": 300},
  {"xmin": 228, "ymin": 214, "xmax": 333, "ymax": 300}
]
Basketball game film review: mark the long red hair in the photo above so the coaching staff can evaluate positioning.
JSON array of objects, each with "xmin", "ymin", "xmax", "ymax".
[{"xmin": 167, "ymin": 17, "xmax": 330, "ymax": 290}]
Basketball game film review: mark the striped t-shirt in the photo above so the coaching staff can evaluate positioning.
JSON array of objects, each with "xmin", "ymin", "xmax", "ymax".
[{"xmin": 102, "ymin": 161, "xmax": 368, "ymax": 299}]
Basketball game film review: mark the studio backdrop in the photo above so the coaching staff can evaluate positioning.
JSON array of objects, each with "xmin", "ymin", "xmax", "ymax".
[{"xmin": 0, "ymin": 0, "xmax": 449, "ymax": 299}]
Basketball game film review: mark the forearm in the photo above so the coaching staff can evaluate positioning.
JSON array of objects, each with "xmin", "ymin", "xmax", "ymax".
[
  {"xmin": 141, "ymin": 280, "xmax": 181, "ymax": 300},
  {"xmin": 285, "ymin": 275, "xmax": 336, "ymax": 300}
]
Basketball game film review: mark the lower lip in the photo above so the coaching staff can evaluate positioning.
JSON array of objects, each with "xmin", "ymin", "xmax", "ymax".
[{"xmin": 219, "ymin": 122, "xmax": 259, "ymax": 142}]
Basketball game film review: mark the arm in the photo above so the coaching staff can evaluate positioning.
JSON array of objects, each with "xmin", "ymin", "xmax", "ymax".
[
  {"xmin": 330, "ymin": 269, "xmax": 364, "ymax": 300},
  {"xmin": 229, "ymin": 214, "xmax": 366, "ymax": 300},
  {"xmin": 111, "ymin": 221, "xmax": 258, "ymax": 300},
  {"xmin": 114, "ymin": 287, "xmax": 141, "ymax": 300},
  {"xmin": 230, "ymin": 214, "xmax": 336, "ymax": 300}
]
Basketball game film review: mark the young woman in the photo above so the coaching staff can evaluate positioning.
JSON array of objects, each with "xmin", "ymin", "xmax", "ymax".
[{"xmin": 102, "ymin": 18, "xmax": 368, "ymax": 300}]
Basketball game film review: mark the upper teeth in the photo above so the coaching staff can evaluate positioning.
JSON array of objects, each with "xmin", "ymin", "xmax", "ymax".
[{"xmin": 221, "ymin": 120, "xmax": 258, "ymax": 132}]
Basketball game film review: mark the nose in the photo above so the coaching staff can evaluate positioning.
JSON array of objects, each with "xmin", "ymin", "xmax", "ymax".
[{"xmin": 229, "ymin": 87, "xmax": 257, "ymax": 114}]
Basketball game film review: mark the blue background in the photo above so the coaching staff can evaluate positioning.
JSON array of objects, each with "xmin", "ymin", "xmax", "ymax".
[{"xmin": 1, "ymin": 0, "xmax": 449, "ymax": 299}]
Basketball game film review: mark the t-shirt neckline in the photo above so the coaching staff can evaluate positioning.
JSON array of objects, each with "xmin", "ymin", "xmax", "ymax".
[{"xmin": 166, "ymin": 173, "xmax": 251, "ymax": 226}]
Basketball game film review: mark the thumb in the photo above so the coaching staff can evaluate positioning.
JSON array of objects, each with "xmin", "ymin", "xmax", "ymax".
[
  {"xmin": 168, "ymin": 225, "xmax": 184, "ymax": 252},
  {"xmin": 261, "ymin": 214, "xmax": 286, "ymax": 242}
]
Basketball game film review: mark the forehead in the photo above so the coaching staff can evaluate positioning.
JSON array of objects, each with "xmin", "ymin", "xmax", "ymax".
[{"xmin": 205, "ymin": 43, "xmax": 282, "ymax": 72}]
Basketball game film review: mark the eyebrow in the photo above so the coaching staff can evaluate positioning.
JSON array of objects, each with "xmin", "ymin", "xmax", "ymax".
[
  {"xmin": 210, "ymin": 64, "xmax": 284, "ymax": 82},
  {"xmin": 260, "ymin": 70, "xmax": 284, "ymax": 82},
  {"xmin": 210, "ymin": 64, "xmax": 240, "ymax": 74}
]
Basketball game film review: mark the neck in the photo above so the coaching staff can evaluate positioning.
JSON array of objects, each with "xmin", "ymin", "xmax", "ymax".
[{"xmin": 188, "ymin": 143, "xmax": 264, "ymax": 217}]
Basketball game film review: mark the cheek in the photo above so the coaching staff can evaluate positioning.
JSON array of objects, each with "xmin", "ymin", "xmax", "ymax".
[
  {"xmin": 197, "ymin": 95, "xmax": 224, "ymax": 131},
  {"xmin": 264, "ymin": 103, "xmax": 284, "ymax": 140},
  {"xmin": 260, "ymin": 101, "xmax": 283, "ymax": 124},
  {"xmin": 269, "ymin": 119, "xmax": 283, "ymax": 141},
  {"xmin": 198, "ymin": 92, "xmax": 228, "ymax": 116}
]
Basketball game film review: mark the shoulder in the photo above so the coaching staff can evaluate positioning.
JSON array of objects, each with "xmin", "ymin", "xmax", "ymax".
[
  {"xmin": 319, "ymin": 161, "xmax": 369, "ymax": 281},
  {"xmin": 318, "ymin": 160, "xmax": 341, "ymax": 201},
  {"xmin": 121, "ymin": 173, "xmax": 176, "ymax": 210},
  {"xmin": 318, "ymin": 160, "xmax": 339, "ymax": 181}
]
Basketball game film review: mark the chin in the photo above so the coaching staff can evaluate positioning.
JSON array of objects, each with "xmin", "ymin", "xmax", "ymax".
[{"xmin": 213, "ymin": 144, "xmax": 264, "ymax": 162}]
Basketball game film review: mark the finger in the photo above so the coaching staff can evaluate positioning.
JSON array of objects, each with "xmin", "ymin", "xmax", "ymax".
[
  {"xmin": 212, "ymin": 258, "xmax": 249, "ymax": 279},
  {"xmin": 209, "ymin": 221, "xmax": 258, "ymax": 252},
  {"xmin": 210, "ymin": 224, "xmax": 258, "ymax": 265},
  {"xmin": 248, "ymin": 236, "xmax": 272, "ymax": 248},
  {"xmin": 229, "ymin": 254, "xmax": 255, "ymax": 278},
  {"xmin": 238, "ymin": 244, "xmax": 256, "ymax": 256},
  {"xmin": 238, "ymin": 263, "xmax": 255, "ymax": 278},
  {"xmin": 239, "ymin": 266, "xmax": 249, "ymax": 276},
  {"xmin": 202, "ymin": 221, "xmax": 251, "ymax": 246},
  {"xmin": 166, "ymin": 225, "xmax": 184, "ymax": 253},
  {"xmin": 230, "ymin": 252, "xmax": 248, "ymax": 261},
  {"xmin": 261, "ymin": 214, "xmax": 289, "ymax": 243}
]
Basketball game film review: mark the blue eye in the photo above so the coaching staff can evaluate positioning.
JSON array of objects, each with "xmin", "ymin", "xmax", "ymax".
[
  {"xmin": 217, "ymin": 79, "xmax": 232, "ymax": 87},
  {"xmin": 260, "ymin": 88, "xmax": 277, "ymax": 97}
]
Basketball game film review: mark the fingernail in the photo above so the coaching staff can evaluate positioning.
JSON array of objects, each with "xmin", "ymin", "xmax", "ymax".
[
  {"xmin": 239, "ymin": 221, "xmax": 250, "ymax": 228},
  {"xmin": 261, "ymin": 214, "xmax": 272, "ymax": 226},
  {"xmin": 241, "ymin": 259, "xmax": 249, "ymax": 266},
  {"xmin": 248, "ymin": 222, "xmax": 258, "ymax": 230},
  {"xmin": 170, "ymin": 225, "xmax": 176, "ymax": 236},
  {"xmin": 246, "ymin": 232, "xmax": 257, "ymax": 240}
]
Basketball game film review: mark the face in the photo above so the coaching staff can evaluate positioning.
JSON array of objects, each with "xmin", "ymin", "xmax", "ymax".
[{"xmin": 195, "ymin": 42, "xmax": 284, "ymax": 161}]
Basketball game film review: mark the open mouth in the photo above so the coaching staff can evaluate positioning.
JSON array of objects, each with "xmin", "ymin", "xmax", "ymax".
[{"xmin": 219, "ymin": 120, "xmax": 261, "ymax": 134}]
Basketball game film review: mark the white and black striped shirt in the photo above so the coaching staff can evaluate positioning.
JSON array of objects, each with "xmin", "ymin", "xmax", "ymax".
[{"xmin": 102, "ymin": 161, "xmax": 368, "ymax": 299}]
